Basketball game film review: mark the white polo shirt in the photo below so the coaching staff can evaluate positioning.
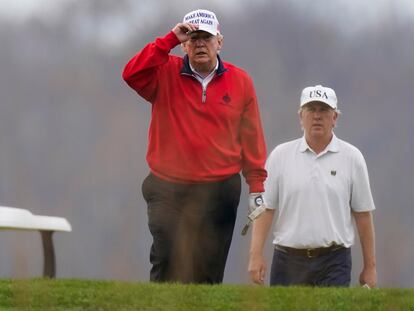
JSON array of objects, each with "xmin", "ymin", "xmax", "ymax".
[{"xmin": 264, "ymin": 134, "xmax": 375, "ymax": 248}]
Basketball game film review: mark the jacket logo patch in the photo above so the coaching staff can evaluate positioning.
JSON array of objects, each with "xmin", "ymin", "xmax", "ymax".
[
  {"xmin": 222, "ymin": 94, "xmax": 231, "ymax": 104},
  {"xmin": 331, "ymin": 170, "xmax": 337, "ymax": 176}
]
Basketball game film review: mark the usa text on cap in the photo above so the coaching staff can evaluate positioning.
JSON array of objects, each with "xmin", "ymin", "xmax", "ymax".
[{"xmin": 300, "ymin": 85, "xmax": 338, "ymax": 110}]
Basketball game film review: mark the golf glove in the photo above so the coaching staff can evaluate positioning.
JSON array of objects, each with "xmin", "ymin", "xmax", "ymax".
[
  {"xmin": 249, "ymin": 192, "xmax": 265, "ymax": 215},
  {"xmin": 241, "ymin": 193, "xmax": 267, "ymax": 235}
]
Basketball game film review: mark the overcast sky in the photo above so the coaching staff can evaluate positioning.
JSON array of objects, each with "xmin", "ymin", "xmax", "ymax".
[
  {"xmin": 2, "ymin": 0, "xmax": 414, "ymax": 43},
  {"xmin": 0, "ymin": 0, "xmax": 71, "ymax": 21},
  {"xmin": 2, "ymin": 0, "xmax": 414, "ymax": 23}
]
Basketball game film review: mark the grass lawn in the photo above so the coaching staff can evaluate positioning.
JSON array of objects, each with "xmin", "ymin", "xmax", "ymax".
[{"xmin": 0, "ymin": 279, "xmax": 413, "ymax": 310}]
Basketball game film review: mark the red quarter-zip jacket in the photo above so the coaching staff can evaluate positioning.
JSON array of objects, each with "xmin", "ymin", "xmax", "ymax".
[{"xmin": 122, "ymin": 31, "xmax": 267, "ymax": 193}]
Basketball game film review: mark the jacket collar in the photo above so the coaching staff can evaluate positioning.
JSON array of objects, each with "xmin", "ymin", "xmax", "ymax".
[{"xmin": 180, "ymin": 54, "xmax": 227, "ymax": 76}]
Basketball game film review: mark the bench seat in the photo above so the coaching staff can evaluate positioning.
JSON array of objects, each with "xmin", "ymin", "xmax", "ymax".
[{"xmin": 0, "ymin": 206, "xmax": 71, "ymax": 277}]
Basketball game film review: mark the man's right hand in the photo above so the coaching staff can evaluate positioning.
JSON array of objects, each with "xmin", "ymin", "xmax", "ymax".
[
  {"xmin": 248, "ymin": 253, "xmax": 267, "ymax": 285},
  {"xmin": 172, "ymin": 23, "xmax": 199, "ymax": 43}
]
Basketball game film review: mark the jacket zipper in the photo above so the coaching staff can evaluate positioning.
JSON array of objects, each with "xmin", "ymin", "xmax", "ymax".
[
  {"xmin": 181, "ymin": 72, "xmax": 215, "ymax": 104},
  {"xmin": 202, "ymin": 85, "xmax": 207, "ymax": 103}
]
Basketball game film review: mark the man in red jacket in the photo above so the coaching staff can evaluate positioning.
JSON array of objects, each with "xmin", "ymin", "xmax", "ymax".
[{"xmin": 123, "ymin": 8, "xmax": 267, "ymax": 284}]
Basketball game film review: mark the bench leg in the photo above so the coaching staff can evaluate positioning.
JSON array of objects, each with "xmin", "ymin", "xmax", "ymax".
[{"xmin": 40, "ymin": 231, "xmax": 56, "ymax": 278}]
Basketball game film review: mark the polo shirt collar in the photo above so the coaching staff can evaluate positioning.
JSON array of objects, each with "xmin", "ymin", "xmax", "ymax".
[{"xmin": 299, "ymin": 133, "xmax": 340, "ymax": 154}]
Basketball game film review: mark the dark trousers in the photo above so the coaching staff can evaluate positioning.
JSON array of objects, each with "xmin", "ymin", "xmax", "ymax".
[
  {"xmin": 142, "ymin": 173, "xmax": 241, "ymax": 284},
  {"xmin": 270, "ymin": 247, "xmax": 352, "ymax": 287}
]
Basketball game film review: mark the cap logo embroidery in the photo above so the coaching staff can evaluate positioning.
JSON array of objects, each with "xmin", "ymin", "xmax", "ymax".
[
  {"xmin": 310, "ymin": 90, "xmax": 328, "ymax": 100},
  {"xmin": 183, "ymin": 9, "xmax": 220, "ymax": 36},
  {"xmin": 184, "ymin": 12, "xmax": 215, "ymax": 22}
]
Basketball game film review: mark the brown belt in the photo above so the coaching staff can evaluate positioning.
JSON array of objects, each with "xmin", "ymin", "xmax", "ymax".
[{"xmin": 275, "ymin": 244, "xmax": 346, "ymax": 258}]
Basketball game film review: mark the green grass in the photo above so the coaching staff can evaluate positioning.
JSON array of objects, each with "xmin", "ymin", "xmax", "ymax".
[{"xmin": 0, "ymin": 279, "xmax": 413, "ymax": 311}]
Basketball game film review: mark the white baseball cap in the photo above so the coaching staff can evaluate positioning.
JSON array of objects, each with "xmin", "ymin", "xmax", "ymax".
[
  {"xmin": 183, "ymin": 9, "xmax": 220, "ymax": 36},
  {"xmin": 300, "ymin": 85, "xmax": 338, "ymax": 110}
]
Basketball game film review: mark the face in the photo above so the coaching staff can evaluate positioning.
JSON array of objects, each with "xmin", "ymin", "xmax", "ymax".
[
  {"xmin": 299, "ymin": 102, "xmax": 338, "ymax": 141},
  {"xmin": 182, "ymin": 31, "xmax": 223, "ymax": 74}
]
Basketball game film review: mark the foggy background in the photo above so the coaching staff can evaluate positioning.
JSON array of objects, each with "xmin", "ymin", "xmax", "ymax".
[{"xmin": 0, "ymin": 0, "xmax": 413, "ymax": 287}]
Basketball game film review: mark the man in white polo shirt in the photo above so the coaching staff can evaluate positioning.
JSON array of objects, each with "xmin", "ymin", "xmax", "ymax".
[{"xmin": 248, "ymin": 85, "xmax": 377, "ymax": 287}]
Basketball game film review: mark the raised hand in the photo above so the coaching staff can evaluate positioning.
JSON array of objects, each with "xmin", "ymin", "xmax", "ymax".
[{"xmin": 172, "ymin": 23, "xmax": 199, "ymax": 42}]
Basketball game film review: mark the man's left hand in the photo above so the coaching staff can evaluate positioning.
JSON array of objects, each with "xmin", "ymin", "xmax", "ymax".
[
  {"xmin": 248, "ymin": 253, "xmax": 267, "ymax": 285},
  {"xmin": 359, "ymin": 266, "xmax": 377, "ymax": 288}
]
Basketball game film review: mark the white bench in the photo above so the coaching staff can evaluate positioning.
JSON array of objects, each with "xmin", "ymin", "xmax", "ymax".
[{"xmin": 0, "ymin": 206, "xmax": 71, "ymax": 278}]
